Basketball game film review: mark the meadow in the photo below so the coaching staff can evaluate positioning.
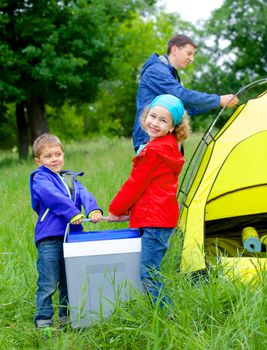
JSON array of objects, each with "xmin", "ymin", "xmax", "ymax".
[{"xmin": 1, "ymin": 135, "xmax": 267, "ymax": 350}]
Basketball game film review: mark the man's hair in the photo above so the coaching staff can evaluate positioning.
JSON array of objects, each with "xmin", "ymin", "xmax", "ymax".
[
  {"xmin": 167, "ymin": 34, "xmax": 197, "ymax": 54},
  {"xmin": 33, "ymin": 133, "xmax": 63, "ymax": 158}
]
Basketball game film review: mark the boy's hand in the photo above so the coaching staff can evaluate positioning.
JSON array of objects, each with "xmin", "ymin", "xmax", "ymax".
[
  {"xmin": 90, "ymin": 211, "xmax": 103, "ymax": 223},
  {"xmin": 71, "ymin": 217, "xmax": 83, "ymax": 225},
  {"xmin": 70, "ymin": 213, "xmax": 84, "ymax": 225}
]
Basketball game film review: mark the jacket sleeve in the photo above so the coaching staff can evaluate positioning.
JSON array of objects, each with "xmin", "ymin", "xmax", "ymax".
[
  {"xmin": 32, "ymin": 173, "xmax": 81, "ymax": 222},
  {"xmin": 109, "ymin": 150, "xmax": 161, "ymax": 216},
  {"xmin": 143, "ymin": 63, "xmax": 220, "ymax": 113},
  {"xmin": 75, "ymin": 180, "xmax": 103, "ymax": 217}
]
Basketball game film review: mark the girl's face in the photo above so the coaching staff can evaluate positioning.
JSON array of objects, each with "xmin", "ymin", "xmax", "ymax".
[
  {"xmin": 35, "ymin": 144, "xmax": 64, "ymax": 173},
  {"xmin": 144, "ymin": 106, "xmax": 174, "ymax": 140}
]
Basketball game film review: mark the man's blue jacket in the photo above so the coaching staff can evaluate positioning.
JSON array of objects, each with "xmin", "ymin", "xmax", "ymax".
[
  {"xmin": 30, "ymin": 166, "xmax": 102, "ymax": 244},
  {"xmin": 133, "ymin": 53, "xmax": 220, "ymax": 151}
]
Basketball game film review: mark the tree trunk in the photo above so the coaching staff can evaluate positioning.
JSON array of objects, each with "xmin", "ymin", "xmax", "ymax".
[
  {"xmin": 26, "ymin": 96, "xmax": 49, "ymax": 145},
  {"xmin": 16, "ymin": 102, "xmax": 29, "ymax": 159}
]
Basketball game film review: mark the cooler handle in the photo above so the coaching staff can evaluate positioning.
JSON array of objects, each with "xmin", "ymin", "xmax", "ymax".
[
  {"xmin": 82, "ymin": 216, "xmax": 129, "ymax": 223},
  {"xmin": 64, "ymin": 216, "xmax": 129, "ymax": 242}
]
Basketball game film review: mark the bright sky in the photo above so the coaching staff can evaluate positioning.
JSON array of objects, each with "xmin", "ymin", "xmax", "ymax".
[{"xmin": 160, "ymin": 0, "xmax": 224, "ymax": 24}]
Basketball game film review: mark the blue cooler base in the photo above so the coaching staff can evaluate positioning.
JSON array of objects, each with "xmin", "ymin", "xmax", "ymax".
[{"xmin": 64, "ymin": 228, "xmax": 142, "ymax": 328}]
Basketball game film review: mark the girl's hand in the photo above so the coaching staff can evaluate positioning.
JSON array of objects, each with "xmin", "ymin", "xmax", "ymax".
[
  {"xmin": 106, "ymin": 212, "xmax": 129, "ymax": 222},
  {"xmin": 106, "ymin": 212, "xmax": 121, "ymax": 222}
]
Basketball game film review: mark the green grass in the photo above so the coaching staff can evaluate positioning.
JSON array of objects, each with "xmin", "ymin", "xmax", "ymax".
[{"xmin": 1, "ymin": 135, "xmax": 267, "ymax": 349}]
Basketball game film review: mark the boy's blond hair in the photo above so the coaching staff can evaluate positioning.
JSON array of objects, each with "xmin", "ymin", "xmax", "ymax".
[
  {"xmin": 141, "ymin": 109, "xmax": 191, "ymax": 143},
  {"xmin": 33, "ymin": 133, "xmax": 63, "ymax": 158}
]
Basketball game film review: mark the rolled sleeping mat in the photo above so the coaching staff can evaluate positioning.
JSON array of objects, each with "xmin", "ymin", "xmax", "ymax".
[
  {"xmin": 260, "ymin": 234, "xmax": 267, "ymax": 251},
  {"xmin": 260, "ymin": 234, "xmax": 267, "ymax": 246},
  {"xmin": 241, "ymin": 227, "xmax": 261, "ymax": 253}
]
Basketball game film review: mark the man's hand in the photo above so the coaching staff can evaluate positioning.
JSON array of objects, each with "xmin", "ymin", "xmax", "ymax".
[{"xmin": 220, "ymin": 94, "xmax": 239, "ymax": 108}]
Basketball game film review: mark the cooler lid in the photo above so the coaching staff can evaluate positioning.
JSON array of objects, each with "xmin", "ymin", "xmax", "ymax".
[{"xmin": 66, "ymin": 228, "xmax": 140, "ymax": 243}]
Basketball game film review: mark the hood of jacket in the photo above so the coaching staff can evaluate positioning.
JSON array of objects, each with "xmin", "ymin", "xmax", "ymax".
[
  {"xmin": 30, "ymin": 166, "xmax": 83, "ymax": 213},
  {"xmin": 140, "ymin": 53, "xmax": 178, "ymax": 81},
  {"xmin": 136, "ymin": 134, "xmax": 184, "ymax": 176}
]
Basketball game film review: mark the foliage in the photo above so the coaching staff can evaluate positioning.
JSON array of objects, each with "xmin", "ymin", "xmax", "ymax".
[
  {"xmin": 210, "ymin": 0, "xmax": 266, "ymax": 82},
  {"xmin": 188, "ymin": 0, "xmax": 267, "ymax": 128},
  {"xmin": 0, "ymin": 0, "xmax": 156, "ymax": 149},
  {"xmin": 0, "ymin": 0, "xmax": 156, "ymax": 105},
  {"xmin": 0, "ymin": 103, "xmax": 17, "ymax": 148},
  {"xmin": 47, "ymin": 104, "xmax": 87, "ymax": 142},
  {"xmin": 193, "ymin": 0, "xmax": 267, "ymax": 94}
]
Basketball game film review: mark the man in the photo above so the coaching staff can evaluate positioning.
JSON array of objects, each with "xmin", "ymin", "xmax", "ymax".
[{"xmin": 133, "ymin": 34, "xmax": 239, "ymax": 152}]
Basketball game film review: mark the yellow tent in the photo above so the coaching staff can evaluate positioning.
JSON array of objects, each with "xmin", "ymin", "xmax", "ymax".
[{"xmin": 178, "ymin": 79, "xmax": 267, "ymax": 282}]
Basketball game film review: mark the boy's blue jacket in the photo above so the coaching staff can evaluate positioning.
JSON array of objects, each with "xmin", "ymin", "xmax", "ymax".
[
  {"xmin": 30, "ymin": 166, "xmax": 102, "ymax": 244},
  {"xmin": 133, "ymin": 53, "xmax": 220, "ymax": 150}
]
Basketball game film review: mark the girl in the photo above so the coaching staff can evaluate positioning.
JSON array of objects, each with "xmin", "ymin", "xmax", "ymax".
[{"xmin": 107, "ymin": 94, "xmax": 190, "ymax": 309}]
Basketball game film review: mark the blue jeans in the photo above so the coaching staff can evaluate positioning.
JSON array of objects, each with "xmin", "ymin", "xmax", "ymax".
[
  {"xmin": 140, "ymin": 228, "xmax": 173, "ymax": 308},
  {"xmin": 34, "ymin": 237, "xmax": 68, "ymax": 326}
]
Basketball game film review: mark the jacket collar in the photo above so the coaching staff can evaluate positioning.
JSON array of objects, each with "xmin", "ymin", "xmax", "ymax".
[{"xmin": 160, "ymin": 54, "xmax": 181, "ymax": 82}]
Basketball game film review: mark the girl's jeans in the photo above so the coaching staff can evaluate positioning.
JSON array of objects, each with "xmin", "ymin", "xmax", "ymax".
[
  {"xmin": 140, "ymin": 227, "xmax": 173, "ymax": 308},
  {"xmin": 34, "ymin": 237, "xmax": 68, "ymax": 327}
]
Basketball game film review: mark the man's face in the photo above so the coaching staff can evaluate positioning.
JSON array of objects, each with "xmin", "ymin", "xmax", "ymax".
[{"xmin": 172, "ymin": 43, "xmax": 195, "ymax": 69}]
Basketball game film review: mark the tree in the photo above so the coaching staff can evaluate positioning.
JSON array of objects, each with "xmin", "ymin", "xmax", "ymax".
[
  {"xmin": 193, "ymin": 0, "xmax": 267, "ymax": 94},
  {"xmin": 183, "ymin": 0, "xmax": 267, "ymax": 129},
  {"xmin": 0, "ymin": 0, "xmax": 155, "ymax": 158}
]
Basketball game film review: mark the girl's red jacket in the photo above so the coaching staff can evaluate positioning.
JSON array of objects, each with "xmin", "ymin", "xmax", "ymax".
[{"xmin": 109, "ymin": 134, "xmax": 185, "ymax": 228}]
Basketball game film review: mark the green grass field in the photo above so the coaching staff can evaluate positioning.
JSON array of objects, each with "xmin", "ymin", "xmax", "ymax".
[{"xmin": 1, "ymin": 135, "xmax": 267, "ymax": 350}]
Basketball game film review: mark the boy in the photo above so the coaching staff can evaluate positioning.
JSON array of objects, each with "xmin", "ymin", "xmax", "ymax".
[{"xmin": 30, "ymin": 133, "xmax": 102, "ymax": 329}]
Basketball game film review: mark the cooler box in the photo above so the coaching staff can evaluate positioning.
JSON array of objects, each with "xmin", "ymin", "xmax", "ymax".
[{"xmin": 63, "ymin": 221, "xmax": 142, "ymax": 328}]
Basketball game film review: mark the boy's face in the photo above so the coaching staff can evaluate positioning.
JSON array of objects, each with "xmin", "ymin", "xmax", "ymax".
[{"xmin": 35, "ymin": 144, "xmax": 64, "ymax": 173}]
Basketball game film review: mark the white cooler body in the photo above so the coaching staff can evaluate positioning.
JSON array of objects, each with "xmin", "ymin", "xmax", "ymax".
[{"xmin": 64, "ymin": 230, "xmax": 142, "ymax": 328}]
